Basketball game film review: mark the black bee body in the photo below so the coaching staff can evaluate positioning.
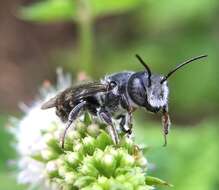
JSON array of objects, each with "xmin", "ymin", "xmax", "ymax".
[
  {"xmin": 41, "ymin": 54, "xmax": 207, "ymax": 148},
  {"xmin": 100, "ymin": 72, "xmax": 134, "ymax": 114},
  {"xmin": 99, "ymin": 71, "xmax": 168, "ymax": 116}
]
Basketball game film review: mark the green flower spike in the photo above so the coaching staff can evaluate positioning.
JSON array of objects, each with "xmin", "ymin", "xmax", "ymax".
[{"xmin": 30, "ymin": 113, "xmax": 170, "ymax": 190}]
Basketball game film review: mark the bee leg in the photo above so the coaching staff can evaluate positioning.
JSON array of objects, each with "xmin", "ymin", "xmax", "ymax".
[
  {"xmin": 116, "ymin": 114, "xmax": 132, "ymax": 135},
  {"xmin": 62, "ymin": 101, "xmax": 87, "ymax": 148},
  {"xmin": 116, "ymin": 114, "xmax": 127, "ymax": 133},
  {"xmin": 121, "ymin": 94, "xmax": 134, "ymax": 135},
  {"xmin": 126, "ymin": 112, "xmax": 133, "ymax": 136},
  {"xmin": 162, "ymin": 106, "xmax": 171, "ymax": 147},
  {"xmin": 98, "ymin": 108, "xmax": 119, "ymax": 144}
]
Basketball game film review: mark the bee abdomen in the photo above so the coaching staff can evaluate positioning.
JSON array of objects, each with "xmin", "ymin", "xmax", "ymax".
[
  {"xmin": 55, "ymin": 94, "xmax": 76, "ymax": 122},
  {"xmin": 56, "ymin": 108, "xmax": 68, "ymax": 122}
]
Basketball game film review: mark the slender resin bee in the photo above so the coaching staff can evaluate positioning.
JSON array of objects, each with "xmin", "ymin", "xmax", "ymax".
[{"xmin": 41, "ymin": 54, "xmax": 207, "ymax": 148}]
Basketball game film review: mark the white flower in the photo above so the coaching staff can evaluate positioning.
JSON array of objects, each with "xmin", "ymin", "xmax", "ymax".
[{"xmin": 9, "ymin": 69, "xmax": 71, "ymax": 189}]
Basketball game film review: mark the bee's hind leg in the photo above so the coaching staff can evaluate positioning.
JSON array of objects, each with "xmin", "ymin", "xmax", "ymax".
[
  {"xmin": 98, "ymin": 108, "xmax": 119, "ymax": 145},
  {"xmin": 62, "ymin": 101, "xmax": 87, "ymax": 148}
]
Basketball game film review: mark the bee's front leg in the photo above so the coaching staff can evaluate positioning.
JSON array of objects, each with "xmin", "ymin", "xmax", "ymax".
[
  {"xmin": 62, "ymin": 101, "xmax": 87, "ymax": 148},
  {"xmin": 116, "ymin": 114, "xmax": 130, "ymax": 134},
  {"xmin": 98, "ymin": 107, "xmax": 119, "ymax": 144},
  {"xmin": 126, "ymin": 111, "xmax": 134, "ymax": 136},
  {"xmin": 121, "ymin": 94, "xmax": 134, "ymax": 136},
  {"xmin": 162, "ymin": 106, "xmax": 171, "ymax": 146}
]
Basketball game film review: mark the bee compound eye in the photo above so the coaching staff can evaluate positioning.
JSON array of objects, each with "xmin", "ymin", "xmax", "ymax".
[{"xmin": 109, "ymin": 81, "xmax": 117, "ymax": 89}]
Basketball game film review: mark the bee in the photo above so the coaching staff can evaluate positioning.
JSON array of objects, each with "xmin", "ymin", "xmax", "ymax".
[{"xmin": 41, "ymin": 54, "xmax": 207, "ymax": 148}]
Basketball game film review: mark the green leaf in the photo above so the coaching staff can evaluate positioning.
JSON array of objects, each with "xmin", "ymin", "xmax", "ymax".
[
  {"xmin": 145, "ymin": 176, "xmax": 173, "ymax": 187},
  {"xmin": 91, "ymin": 0, "xmax": 143, "ymax": 18},
  {"xmin": 18, "ymin": 0, "xmax": 76, "ymax": 22}
]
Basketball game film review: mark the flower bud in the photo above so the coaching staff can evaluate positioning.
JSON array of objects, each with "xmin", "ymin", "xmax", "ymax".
[
  {"xmin": 63, "ymin": 142, "xmax": 74, "ymax": 151},
  {"xmin": 65, "ymin": 152, "xmax": 80, "ymax": 166},
  {"xmin": 75, "ymin": 122, "xmax": 86, "ymax": 135},
  {"xmin": 46, "ymin": 161, "xmax": 59, "ymax": 178},
  {"xmin": 107, "ymin": 147, "xmax": 118, "ymax": 156},
  {"xmin": 93, "ymin": 149, "xmax": 104, "ymax": 162},
  {"xmin": 58, "ymin": 165, "xmax": 69, "ymax": 178},
  {"xmin": 83, "ymin": 136, "xmax": 96, "ymax": 155},
  {"xmin": 121, "ymin": 154, "xmax": 135, "ymax": 167},
  {"xmin": 41, "ymin": 149, "xmax": 57, "ymax": 161},
  {"xmin": 79, "ymin": 163, "xmax": 99, "ymax": 178},
  {"xmin": 74, "ymin": 176, "xmax": 95, "ymax": 188},
  {"xmin": 101, "ymin": 153, "xmax": 117, "ymax": 177},
  {"xmin": 122, "ymin": 137, "xmax": 134, "ymax": 153},
  {"xmin": 67, "ymin": 130, "xmax": 81, "ymax": 140},
  {"xmin": 87, "ymin": 124, "xmax": 100, "ymax": 137},
  {"xmin": 64, "ymin": 172, "xmax": 76, "ymax": 185},
  {"xmin": 73, "ymin": 142, "xmax": 84, "ymax": 153},
  {"xmin": 97, "ymin": 176, "xmax": 108, "ymax": 186},
  {"xmin": 44, "ymin": 133, "xmax": 61, "ymax": 152},
  {"xmin": 136, "ymin": 156, "xmax": 148, "ymax": 168}
]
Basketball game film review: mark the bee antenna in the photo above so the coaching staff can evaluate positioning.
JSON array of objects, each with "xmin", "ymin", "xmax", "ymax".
[
  {"xmin": 161, "ymin": 54, "xmax": 208, "ymax": 84},
  {"xmin": 135, "ymin": 54, "xmax": 152, "ymax": 87}
]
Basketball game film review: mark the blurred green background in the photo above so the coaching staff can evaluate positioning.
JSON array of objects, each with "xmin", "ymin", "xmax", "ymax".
[{"xmin": 0, "ymin": 0, "xmax": 218, "ymax": 189}]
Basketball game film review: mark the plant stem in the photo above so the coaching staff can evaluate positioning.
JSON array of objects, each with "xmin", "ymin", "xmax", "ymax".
[{"xmin": 77, "ymin": 0, "xmax": 93, "ymax": 75}]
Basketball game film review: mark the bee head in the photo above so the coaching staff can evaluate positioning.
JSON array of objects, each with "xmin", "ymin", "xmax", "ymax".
[
  {"xmin": 145, "ymin": 74, "xmax": 169, "ymax": 109},
  {"xmin": 135, "ymin": 54, "xmax": 207, "ymax": 110},
  {"xmin": 135, "ymin": 54, "xmax": 168, "ymax": 110}
]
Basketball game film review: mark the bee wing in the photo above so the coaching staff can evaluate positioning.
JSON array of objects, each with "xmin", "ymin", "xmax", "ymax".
[
  {"xmin": 71, "ymin": 82, "xmax": 108, "ymax": 99},
  {"xmin": 41, "ymin": 82, "xmax": 108, "ymax": 110},
  {"xmin": 41, "ymin": 95, "xmax": 59, "ymax": 109}
]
